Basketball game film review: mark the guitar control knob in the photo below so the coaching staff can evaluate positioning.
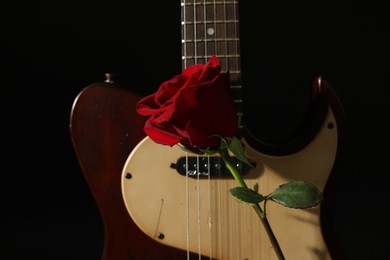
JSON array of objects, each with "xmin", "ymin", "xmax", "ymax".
[{"xmin": 104, "ymin": 73, "xmax": 116, "ymax": 84}]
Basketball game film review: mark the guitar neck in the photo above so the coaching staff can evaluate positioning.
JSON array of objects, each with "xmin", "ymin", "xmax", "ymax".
[{"xmin": 181, "ymin": 0, "xmax": 243, "ymax": 128}]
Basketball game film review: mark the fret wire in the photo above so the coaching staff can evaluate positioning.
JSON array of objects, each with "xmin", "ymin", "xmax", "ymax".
[
  {"xmin": 210, "ymin": 0, "xmax": 217, "ymax": 58},
  {"xmin": 183, "ymin": 20, "xmax": 239, "ymax": 24},
  {"xmin": 183, "ymin": 1, "xmax": 237, "ymax": 5},
  {"xmin": 203, "ymin": 0, "xmax": 208, "ymax": 60},
  {"xmin": 181, "ymin": 0, "xmax": 244, "ymax": 124},
  {"xmin": 193, "ymin": 0, "xmax": 196, "ymax": 65},
  {"xmin": 183, "ymin": 38, "xmax": 240, "ymax": 42},
  {"xmin": 213, "ymin": 0, "xmax": 217, "ymax": 57},
  {"xmin": 223, "ymin": 0, "xmax": 228, "ymax": 71},
  {"xmin": 181, "ymin": 1, "xmax": 188, "ymax": 69}
]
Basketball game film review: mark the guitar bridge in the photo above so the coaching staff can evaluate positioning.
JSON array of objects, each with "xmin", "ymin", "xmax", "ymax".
[{"xmin": 172, "ymin": 156, "xmax": 251, "ymax": 178}]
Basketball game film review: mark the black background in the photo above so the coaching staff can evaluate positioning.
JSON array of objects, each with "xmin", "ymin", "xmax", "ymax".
[{"xmin": 2, "ymin": 1, "xmax": 390, "ymax": 259}]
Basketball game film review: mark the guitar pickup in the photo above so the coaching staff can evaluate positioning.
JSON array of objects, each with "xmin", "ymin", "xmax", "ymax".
[{"xmin": 172, "ymin": 156, "xmax": 251, "ymax": 177}]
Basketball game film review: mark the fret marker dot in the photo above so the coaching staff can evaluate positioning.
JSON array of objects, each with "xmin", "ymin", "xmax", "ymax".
[{"xmin": 207, "ymin": 27, "xmax": 215, "ymax": 35}]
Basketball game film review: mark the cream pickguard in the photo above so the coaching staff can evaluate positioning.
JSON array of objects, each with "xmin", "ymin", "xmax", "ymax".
[{"xmin": 121, "ymin": 102, "xmax": 338, "ymax": 259}]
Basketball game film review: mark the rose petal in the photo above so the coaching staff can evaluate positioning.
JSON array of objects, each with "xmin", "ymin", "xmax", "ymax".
[
  {"xmin": 144, "ymin": 117, "xmax": 182, "ymax": 146},
  {"xmin": 186, "ymin": 73, "xmax": 237, "ymax": 149}
]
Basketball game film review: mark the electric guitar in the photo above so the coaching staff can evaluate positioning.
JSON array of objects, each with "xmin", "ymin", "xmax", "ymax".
[{"xmin": 120, "ymin": 1, "xmax": 346, "ymax": 259}]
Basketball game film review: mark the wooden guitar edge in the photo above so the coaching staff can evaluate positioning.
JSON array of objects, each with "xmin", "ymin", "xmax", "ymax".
[
  {"xmin": 69, "ymin": 80, "xmax": 204, "ymax": 259},
  {"xmin": 243, "ymin": 76, "xmax": 347, "ymax": 260},
  {"xmin": 317, "ymin": 77, "xmax": 348, "ymax": 260}
]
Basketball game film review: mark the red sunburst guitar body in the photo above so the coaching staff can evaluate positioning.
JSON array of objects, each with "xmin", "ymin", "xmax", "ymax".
[
  {"xmin": 70, "ymin": 79, "xmax": 200, "ymax": 259},
  {"xmin": 70, "ymin": 1, "xmax": 347, "ymax": 259}
]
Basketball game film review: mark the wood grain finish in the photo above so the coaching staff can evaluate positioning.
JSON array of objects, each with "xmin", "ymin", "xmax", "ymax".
[{"xmin": 70, "ymin": 81, "xmax": 208, "ymax": 259}]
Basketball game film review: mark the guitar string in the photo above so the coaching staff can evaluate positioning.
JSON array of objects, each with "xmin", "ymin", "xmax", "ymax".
[
  {"xmin": 183, "ymin": 1, "xmax": 194, "ymax": 259},
  {"xmin": 211, "ymin": 0, "xmax": 226, "ymax": 257},
  {"xmin": 206, "ymin": 155, "xmax": 213, "ymax": 260},
  {"xmin": 233, "ymin": 0, "xmax": 243, "ymax": 130},
  {"xmin": 182, "ymin": 1, "xmax": 191, "ymax": 259},
  {"xmin": 201, "ymin": 1, "xmax": 215, "ymax": 260},
  {"xmin": 236, "ymin": 1, "xmax": 245, "ymax": 257},
  {"xmin": 196, "ymin": 155, "xmax": 202, "ymax": 260},
  {"xmin": 232, "ymin": 1, "xmax": 245, "ymax": 257},
  {"xmin": 183, "ymin": 1, "xmax": 240, "ymax": 258},
  {"xmin": 197, "ymin": 1, "xmax": 211, "ymax": 259},
  {"xmin": 223, "ymin": 2, "xmax": 233, "ymax": 257},
  {"xmin": 185, "ymin": 151, "xmax": 190, "ymax": 260},
  {"xmin": 181, "ymin": 1, "xmax": 254, "ymax": 258},
  {"xmin": 212, "ymin": 1, "xmax": 224, "ymax": 258},
  {"xmin": 203, "ymin": 0, "xmax": 215, "ymax": 260},
  {"xmin": 192, "ymin": 2, "xmax": 203, "ymax": 259},
  {"xmin": 193, "ymin": 0, "xmax": 198, "ymax": 65},
  {"xmin": 230, "ymin": 1, "xmax": 242, "ymax": 259},
  {"xmin": 182, "ymin": 0, "xmax": 187, "ymax": 69},
  {"xmin": 194, "ymin": 1, "xmax": 205, "ymax": 260}
]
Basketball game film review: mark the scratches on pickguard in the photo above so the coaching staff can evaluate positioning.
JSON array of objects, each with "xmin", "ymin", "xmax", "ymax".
[{"xmin": 154, "ymin": 198, "xmax": 164, "ymax": 239}]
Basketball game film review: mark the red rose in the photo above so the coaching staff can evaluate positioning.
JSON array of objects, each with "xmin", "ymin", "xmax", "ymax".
[{"xmin": 136, "ymin": 55, "xmax": 238, "ymax": 152}]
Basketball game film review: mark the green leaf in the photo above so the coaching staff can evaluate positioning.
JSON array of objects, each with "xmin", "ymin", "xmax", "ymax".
[
  {"xmin": 253, "ymin": 183, "xmax": 259, "ymax": 193},
  {"xmin": 269, "ymin": 181, "xmax": 323, "ymax": 209},
  {"xmin": 229, "ymin": 187, "xmax": 265, "ymax": 204},
  {"xmin": 177, "ymin": 144, "xmax": 214, "ymax": 155},
  {"xmin": 198, "ymin": 148, "xmax": 219, "ymax": 155},
  {"xmin": 219, "ymin": 137, "xmax": 229, "ymax": 150},
  {"xmin": 227, "ymin": 136, "xmax": 253, "ymax": 167},
  {"xmin": 177, "ymin": 145, "xmax": 200, "ymax": 154}
]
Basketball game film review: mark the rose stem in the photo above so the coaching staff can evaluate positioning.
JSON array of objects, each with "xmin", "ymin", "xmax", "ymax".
[{"xmin": 218, "ymin": 148, "xmax": 286, "ymax": 260}]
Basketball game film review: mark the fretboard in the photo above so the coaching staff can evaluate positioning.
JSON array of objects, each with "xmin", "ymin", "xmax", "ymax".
[{"xmin": 181, "ymin": 0, "xmax": 243, "ymax": 128}]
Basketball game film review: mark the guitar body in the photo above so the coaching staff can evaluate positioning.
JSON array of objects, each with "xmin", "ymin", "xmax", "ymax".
[
  {"xmin": 70, "ymin": 80, "xmax": 207, "ymax": 259},
  {"xmin": 70, "ymin": 0, "xmax": 346, "ymax": 258},
  {"xmin": 121, "ymin": 76, "xmax": 346, "ymax": 260}
]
